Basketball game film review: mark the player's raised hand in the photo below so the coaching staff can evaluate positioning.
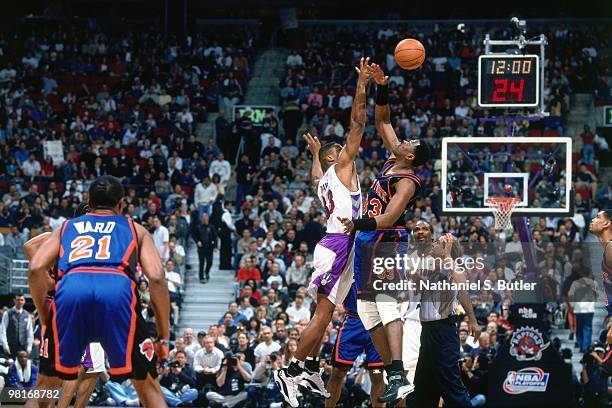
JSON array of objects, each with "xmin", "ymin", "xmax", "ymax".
[
  {"xmin": 355, "ymin": 57, "xmax": 373, "ymax": 84},
  {"xmin": 370, "ymin": 63, "xmax": 389, "ymax": 85},
  {"xmin": 337, "ymin": 217, "xmax": 354, "ymax": 233},
  {"xmin": 303, "ymin": 132, "xmax": 321, "ymax": 155},
  {"xmin": 438, "ymin": 233, "xmax": 456, "ymax": 257}
]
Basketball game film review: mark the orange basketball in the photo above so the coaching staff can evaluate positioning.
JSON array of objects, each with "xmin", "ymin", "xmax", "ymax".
[{"xmin": 394, "ymin": 38, "xmax": 425, "ymax": 70}]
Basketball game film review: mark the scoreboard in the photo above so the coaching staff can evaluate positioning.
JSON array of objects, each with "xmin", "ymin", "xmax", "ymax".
[{"xmin": 478, "ymin": 55, "xmax": 539, "ymax": 108}]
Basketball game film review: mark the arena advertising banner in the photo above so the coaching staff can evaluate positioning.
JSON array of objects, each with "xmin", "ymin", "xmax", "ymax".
[
  {"xmin": 43, "ymin": 140, "xmax": 64, "ymax": 165},
  {"xmin": 488, "ymin": 304, "xmax": 574, "ymax": 407},
  {"xmin": 233, "ymin": 105, "xmax": 276, "ymax": 124}
]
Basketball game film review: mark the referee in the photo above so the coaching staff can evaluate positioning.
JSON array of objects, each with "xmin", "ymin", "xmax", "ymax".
[{"xmin": 411, "ymin": 220, "xmax": 481, "ymax": 408}]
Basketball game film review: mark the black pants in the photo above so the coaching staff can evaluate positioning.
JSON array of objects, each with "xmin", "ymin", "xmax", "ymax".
[
  {"xmin": 198, "ymin": 247, "xmax": 213, "ymax": 280},
  {"xmin": 414, "ymin": 318, "xmax": 472, "ymax": 408}
]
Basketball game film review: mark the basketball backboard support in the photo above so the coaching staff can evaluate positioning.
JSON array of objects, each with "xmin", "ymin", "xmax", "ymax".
[{"xmin": 441, "ymin": 137, "xmax": 573, "ymax": 216}]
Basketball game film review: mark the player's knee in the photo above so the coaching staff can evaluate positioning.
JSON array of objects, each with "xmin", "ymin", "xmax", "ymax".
[
  {"xmin": 331, "ymin": 366, "xmax": 349, "ymax": 381},
  {"xmin": 369, "ymin": 370, "xmax": 384, "ymax": 386}
]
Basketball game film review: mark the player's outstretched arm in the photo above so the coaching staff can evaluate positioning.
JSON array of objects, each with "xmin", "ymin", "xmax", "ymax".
[
  {"xmin": 28, "ymin": 230, "xmax": 60, "ymax": 328},
  {"xmin": 304, "ymin": 132, "xmax": 323, "ymax": 193},
  {"xmin": 134, "ymin": 223, "xmax": 170, "ymax": 346},
  {"xmin": 338, "ymin": 178, "xmax": 415, "ymax": 231},
  {"xmin": 337, "ymin": 57, "xmax": 372, "ymax": 167},
  {"xmin": 372, "ymin": 64, "xmax": 399, "ymax": 156}
]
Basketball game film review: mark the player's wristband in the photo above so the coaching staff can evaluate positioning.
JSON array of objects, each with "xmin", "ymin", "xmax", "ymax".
[
  {"xmin": 353, "ymin": 217, "xmax": 377, "ymax": 231},
  {"xmin": 376, "ymin": 84, "xmax": 388, "ymax": 106},
  {"xmin": 155, "ymin": 339, "xmax": 171, "ymax": 345}
]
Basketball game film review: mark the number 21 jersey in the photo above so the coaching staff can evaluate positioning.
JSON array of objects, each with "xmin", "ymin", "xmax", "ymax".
[
  {"xmin": 57, "ymin": 213, "xmax": 139, "ymax": 281},
  {"xmin": 317, "ymin": 164, "xmax": 361, "ymax": 233}
]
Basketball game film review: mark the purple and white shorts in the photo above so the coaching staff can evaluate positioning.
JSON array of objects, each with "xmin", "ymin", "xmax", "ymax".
[
  {"xmin": 308, "ymin": 233, "xmax": 355, "ymax": 306},
  {"xmin": 80, "ymin": 342, "xmax": 106, "ymax": 373}
]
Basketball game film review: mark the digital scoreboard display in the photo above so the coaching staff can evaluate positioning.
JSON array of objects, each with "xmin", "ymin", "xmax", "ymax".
[{"xmin": 478, "ymin": 55, "xmax": 539, "ymax": 107}]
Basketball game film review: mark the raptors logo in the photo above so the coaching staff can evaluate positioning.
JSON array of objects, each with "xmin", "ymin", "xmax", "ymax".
[
  {"xmin": 139, "ymin": 338, "xmax": 155, "ymax": 361},
  {"xmin": 509, "ymin": 326, "xmax": 549, "ymax": 361}
]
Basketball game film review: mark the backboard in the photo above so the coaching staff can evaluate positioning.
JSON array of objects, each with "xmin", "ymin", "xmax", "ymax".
[{"xmin": 441, "ymin": 137, "xmax": 573, "ymax": 216}]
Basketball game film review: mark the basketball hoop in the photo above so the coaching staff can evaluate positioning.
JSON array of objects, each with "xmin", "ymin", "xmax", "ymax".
[{"xmin": 485, "ymin": 197, "xmax": 521, "ymax": 230}]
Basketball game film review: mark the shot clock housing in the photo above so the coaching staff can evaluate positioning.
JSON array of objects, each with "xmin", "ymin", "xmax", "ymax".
[{"xmin": 478, "ymin": 54, "xmax": 539, "ymax": 108}]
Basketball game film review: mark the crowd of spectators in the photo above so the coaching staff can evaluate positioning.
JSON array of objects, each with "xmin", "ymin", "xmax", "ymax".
[{"xmin": 0, "ymin": 20, "xmax": 610, "ymax": 406}]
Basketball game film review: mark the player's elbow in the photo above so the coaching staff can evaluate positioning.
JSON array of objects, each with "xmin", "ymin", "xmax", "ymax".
[
  {"xmin": 28, "ymin": 260, "xmax": 47, "ymax": 280},
  {"xmin": 147, "ymin": 273, "xmax": 167, "ymax": 287}
]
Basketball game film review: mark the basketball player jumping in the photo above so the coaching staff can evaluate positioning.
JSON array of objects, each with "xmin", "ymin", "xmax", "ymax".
[
  {"xmin": 274, "ymin": 57, "xmax": 373, "ymax": 407},
  {"xmin": 589, "ymin": 210, "xmax": 612, "ymax": 343},
  {"xmin": 28, "ymin": 176, "xmax": 170, "ymax": 407},
  {"xmin": 338, "ymin": 63, "xmax": 430, "ymax": 404}
]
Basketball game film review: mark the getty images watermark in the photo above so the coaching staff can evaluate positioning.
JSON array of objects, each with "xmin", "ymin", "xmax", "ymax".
[{"xmin": 370, "ymin": 253, "xmax": 537, "ymax": 292}]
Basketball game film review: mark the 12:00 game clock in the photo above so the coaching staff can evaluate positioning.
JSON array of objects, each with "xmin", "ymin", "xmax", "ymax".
[{"xmin": 478, "ymin": 55, "xmax": 539, "ymax": 107}]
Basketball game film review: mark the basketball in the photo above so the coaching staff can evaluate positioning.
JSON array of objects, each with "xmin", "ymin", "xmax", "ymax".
[{"xmin": 394, "ymin": 38, "xmax": 426, "ymax": 70}]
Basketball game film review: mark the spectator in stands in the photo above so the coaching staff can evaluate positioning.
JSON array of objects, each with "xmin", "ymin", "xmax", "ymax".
[
  {"xmin": 237, "ymin": 295, "xmax": 255, "ymax": 320},
  {"xmin": 252, "ymin": 352, "xmax": 283, "ymax": 407},
  {"xmin": 104, "ymin": 378, "xmax": 140, "ymax": 406},
  {"xmin": 219, "ymin": 201, "xmax": 236, "ymax": 270},
  {"xmin": 159, "ymin": 350, "xmax": 198, "ymax": 407},
  {"xmin": 0, "ymin": 294, "xmax": 33, "ymax": 357},
  {"xmin": 194, "ymin": 175, "xmax": 218, "ymax": 222},
  {"xmin": 205, "ymin": 352, "xmax": 251, "ymax": 407},
  {"xmin": 4, "ymin": 226, "xmax": 25, "ymax": 254},
  {"xmin": 569, "ymin": 273, "xmax": 598, "ymax": 353},
  {"xmin": 183, "ymin": 328, "xmax": 200, "ymax": 356},
  {"xmin": 580, "ymin": 346, "xmax": 608, "ymax": 407},
  {"xmin": 151, "ymin": 216, "xmax": 170, "ymax": 263},
  {"xmin": 285, "ymin": 295, "xmax": 311, "ymax": 326},
  {"xmin": 165, "ymin": 260, "xmax": 181, "ymax": 326},
  {"xmin": 285, "ymin": 254, "xmax": 309, "ymax": 291},
  {"xmin": 580, "ymin": 125, "xmax": 596, "ymax": 165},
  {"xmin": 194, "ymin": 212, "xmax": 217, "ymax": 283},
  {"xmin": 209, "ymin": 153, "xmax": 231, "ymax": 186},
  {"xmin": 169, "ymin": 337, "xmax": 195, "ymax": 366},
  {"xmin": 253, "ymin": 325, "xmax": 281, "ymax": 365},
  {"xmin": 21, "ymin": 154, "xmax": 41, "ymax": 179},
  {"xmin": 6, "ymin": 350, "xmax": 37, "ymax": 389},
  {"xmin": 194, "ymin": 335, "xmax": 224, "ymax": 389},
  {"xmin": 233, "ymin": 331, "xmax": 256, "ymax": 368}
]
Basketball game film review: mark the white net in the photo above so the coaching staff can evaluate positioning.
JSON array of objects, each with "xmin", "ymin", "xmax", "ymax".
[{"xmin": 486, "ymin": 198, "xmax": 520, "ymax": 231}]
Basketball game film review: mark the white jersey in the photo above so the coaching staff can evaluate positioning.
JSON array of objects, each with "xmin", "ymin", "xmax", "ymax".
[{"xmin": 317, "ymin": 164, "xmax": 361, "ymax": 234}]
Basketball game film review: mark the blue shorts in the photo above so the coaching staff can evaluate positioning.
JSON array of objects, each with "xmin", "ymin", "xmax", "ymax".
[
  {"xmin": 43, "ymin": 268, "xmax": 156, "ymax": 381},
  {"xmin": 332, "ymin": 314, "xmax": 383, "ymax": 369},
  {"xmin": 354, "ymin": 228, "xmax": 409, "ymax": 298}
]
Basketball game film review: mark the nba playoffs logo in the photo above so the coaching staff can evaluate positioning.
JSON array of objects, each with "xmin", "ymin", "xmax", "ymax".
[
  {"xmin": 509, "ymin": 326, "xmax": 549, "ymax": 361},
  {"xmin": 139, "ymin": 339, "xmax": 155, "ymax": 361},
  {"xmin": 503, "ymin": 367, "xmax": 549, "ymax": 394}
]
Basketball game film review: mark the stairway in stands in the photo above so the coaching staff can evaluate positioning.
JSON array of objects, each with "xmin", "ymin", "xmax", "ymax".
[
  {"xmin": 175, "ymin": 49, "xmax": 290, "ymax": 336},
  {"xmin": 565, "ymin": 93, "xmax": 595, "ymax": 164},
  {"xmin": 175, "ymin": 245, "xmax": 234, "ymax": 335},
  {"xmin": 244, "ymin": 48, "xmax": 288, "ymax": 105}
]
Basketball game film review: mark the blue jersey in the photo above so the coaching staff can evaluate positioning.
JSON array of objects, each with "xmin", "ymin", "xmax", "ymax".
[
  {"xmin": 362, "ymin": 158, "xmax": 421, "ymax": 226},
  {"xmin": 343, "ymin": 281, "xmax": 359, "ymax": 314},
  {"xmin": 57, "ymin": 213, "xmax": 138, "ymax": 281}
]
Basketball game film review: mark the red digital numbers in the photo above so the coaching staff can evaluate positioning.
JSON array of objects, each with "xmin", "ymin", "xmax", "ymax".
[{"xmin": 492, "ymin": 79, "xmax": 525, "ymax": 102}]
